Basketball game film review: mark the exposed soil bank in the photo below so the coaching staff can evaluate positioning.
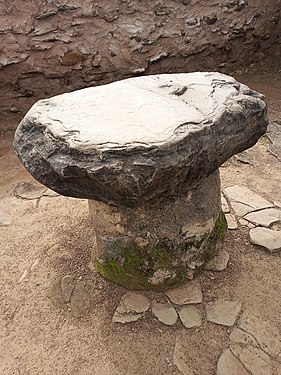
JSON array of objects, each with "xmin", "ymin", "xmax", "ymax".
[{"xmin": 1, "ymin": 0, "xmax": 281, "ymax": 133}]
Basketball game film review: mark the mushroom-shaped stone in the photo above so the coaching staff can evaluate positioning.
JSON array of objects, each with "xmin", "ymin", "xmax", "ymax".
[{"xmin": 14, "ymin": 73, "xmax": 268, "ymax": 290}]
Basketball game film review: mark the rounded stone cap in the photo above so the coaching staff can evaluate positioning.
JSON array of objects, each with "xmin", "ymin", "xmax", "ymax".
[{"xmin": 14, "ymin": 72, "xmax": 268, "ymax": 206}]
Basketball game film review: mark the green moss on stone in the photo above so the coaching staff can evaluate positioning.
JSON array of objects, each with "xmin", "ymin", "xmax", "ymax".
[
  {"xmin": 202, "ymin": 211, "xmax": 228, "ymax": 262},
  {"xmin": 94, "ymin": 211, "xmax": 228, "ymax": 291},
  {"xmin": 94, "ymin": 242, "xmax": 184, "ymax": 291}
]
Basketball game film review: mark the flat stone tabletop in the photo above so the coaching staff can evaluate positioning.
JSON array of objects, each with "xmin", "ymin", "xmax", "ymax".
[
  {"xmin": 14, "ymin": 72, "xmax": 268, "ymax": 206},
  {"xmin": 16, "ymin": 72, "xmax": 264, "ymax": 151}
]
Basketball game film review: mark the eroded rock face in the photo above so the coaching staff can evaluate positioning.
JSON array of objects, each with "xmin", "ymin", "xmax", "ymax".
[
  {"xmin": 14, "ymin": 72, "xmax": 267, "ymax": 207},
  {"xmin": 0, "ymin": 0, "xmax": 280, "ymax": 135}
]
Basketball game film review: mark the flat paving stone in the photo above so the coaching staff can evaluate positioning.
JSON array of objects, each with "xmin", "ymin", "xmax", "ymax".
[
  {"xmin": 238, "ymin": 312, "xmax": 281, "ymax": 357},
  {"xmin": 43, "ymin": 188, "xmax": 60, "ymax": 197},
  {"xmin": 229, "ymin": 324, "xmax": 272, "ymax": 375},
  {"xmin": 178, "ymin": 306, "xmax": 202, "ymax": 328},
  {"xmin": 223, "ymin": 186, "xmax": 273, "ymax": 217},
  {"xmin": 166, "ymin": 279, "xmax": 203, "ymax": 305},
  {"xmin": 228, "ymin": 201, "xmax": 255, "ymax": 217},
  {"xmin": 239, "ymin": 218, "xmax": 249, "ymax": 227},
  {"xmin": 221, "ymin": 195, "xmax": 230, "ymax": 213},
  {"xmin": 70, "ymin": 282, "xmax": 91, "ymax": 317},
  {"xmin": 229, "ymin": 328, "xmax": 259, "ymax": 347},
  {"xmin": 274, "ymin": 201, "xmax": 281, "ymax": 208},
  {"xmin": 233, "ymin": 149, "xmax": 255, "ymax": 166},
  {"xmin": 14, "ymin": 181, "xmax": 47, "ymax": 200},
  {"xmin": 249, "ymin": 227, "xmax": 281, "ymax": 253},
  {"xmin": 247, "ymin": 222, "xmax": 255, "ymax": 229},
  {"xmin": 225, "ymin": 213, "xmax": 238, "ymax": 229},
  {"xmin": 230, "ymin": 345, "xmax": 271, "ymax": 375},
  {"xmin": 118, "ymin": 292, "xmax": 150, "ymax": 314},
  {"xmin": 266, "ymin": 121, "xmax": 281, "ymax": 160},
  {"xmin": 204, "ymin": 250, "xmax": 229, "ymax": 271},
  {"xmin": 60, "ymin": 275, "xmax": 74, "ymax": 303},
  {"xmin": 245, "ymin": 208, "xmax": 281, "ymax": 228},
  {"xmin": 151, "ymin": 302, "xmax": 178, "ymax": 326},
  {"xmin": 112, "ymin": 311, "xmax": 142, "ymax": 324},
  {"xmin": 206, "ymin": 299, "xmax": 242, "ymax": 326},
  {"xmin": 0, "ymin": 210, "xmax": 13, "ymax": 226},
  {"xmin": 217, "ymin": 349, "xmax": 250, "ymax": 375},
  {"xmin": 173, "ymin": 336, "xmax": 195, "ymax": 375}
]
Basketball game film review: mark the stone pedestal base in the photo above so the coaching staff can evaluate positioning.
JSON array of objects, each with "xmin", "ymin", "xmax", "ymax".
[{"xmin": 89, "ymin": 171, "xmax": 227, "ymax": 291}]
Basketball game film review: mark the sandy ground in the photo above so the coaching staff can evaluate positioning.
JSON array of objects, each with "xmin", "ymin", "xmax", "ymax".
[{"xmin": 0, "ymin": 71, "xmax": 281, "ymax": 375}]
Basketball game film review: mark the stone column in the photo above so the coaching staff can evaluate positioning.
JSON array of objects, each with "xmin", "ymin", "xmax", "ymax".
[{"xmin": 89, "ymin": 171, "xmax": 226, "ymax": 290}]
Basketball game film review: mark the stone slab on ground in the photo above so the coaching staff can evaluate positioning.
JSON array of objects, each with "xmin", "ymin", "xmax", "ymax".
[
  {"xmin": 173, "ymin": 336, "xmax": 195, "ymax": 375},
  {"xmin": 178, "ymin": 306, "xmax": 202, "ymax": 328},
  {"xmin": 238, "ymin": 312, "xmax": 281, "ymax": 357},
  {"xmin": 206, "ymin": 299, "xmax": 242, "ymax": 326},
  {"xmin": 223, "ymin": 186, "xmax": 273, "ymax": 217},
  {"xmin": 229, "ymin": 328, "xmax": 259, "ymax": 347},
  {"xmin": 0, "ymin": 210, "xmax": 13, "ymax": 226},
  {"xmin": 151, "ymin": 302, "xmax": 178, "ymax": 326},
  {"xmin": 112, "ymin": 292, "xmax": 150, "ymax": 324},
  {"xmin": 274, "ymin": 201, "xmax": 281, "ymax": 208},
  {"xmin": 13, "ymin": 181, "xmax": 47, "ymax": 200},
  {"xmin": 239, "ymin": 218, "xmax": 249, "ymax": 227},
  {"xmin": 166, "ymin": 279, "xmax": 203, "ymax": 305},
  {"xmin": 247, "ymin": 222, "xmax": 255, "ymax": 229},
  {"xmin": 225, "ymin": 213, "xmax": 238, "ymax": 230},
  {"xmin": 43, "ymin": 188, "xmax": 60, "ymax": 197},
  {"xmin": 118, "ymin": 292, "xmax": 150, "ymax": 314},
  {"xmin": 266, "ymin": 122, "xmax": 281, "ymax": 161},
  {"xmin": 228, "ymin": 201, "xmax": 255, "ymax": 217},
  {"xmin": 233, "ymin": 149, "xmax": 255, "ymax": 166},
  {"xmin": 249, "ymin": 227, "xmax": 281, "ymax": 253},
  {"xmin": 230, "ymin": 345, "xmax": 272, "ymax": 375},
  {"xmin": 221, "ymin": 195, "xmax": 230, "ymax": 213},
  {"xmin": 70, "ymin": 282, "xmax": 91, "ymax": 317},
  {"xmin": 204, "ymin": 250, "xmax": 229, "ymax": 271},
  {"xmin": 112, "ymin": 311, "xmax": 143, "ymax": 324},
  {"xmin": 217, "ymin": 349, "xmax": 250, "ymax": 375},
  {"xmin": 60, "ymin": 275, "xmax": 74, "ymax": 303},
  {"xmin": 244, "ymin": 208, "xmax": 281, "ymax": 228}
]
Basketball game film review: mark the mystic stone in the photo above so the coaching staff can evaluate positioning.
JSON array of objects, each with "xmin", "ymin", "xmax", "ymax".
[{"xmin": 13, "ymin": 72, "xmax": 268, "ymax": 290}]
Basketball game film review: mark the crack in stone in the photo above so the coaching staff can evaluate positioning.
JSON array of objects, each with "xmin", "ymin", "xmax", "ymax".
[
  {"xmin": 172, "ymin": 86, "xmax": 188, "ymax": 96},
  {"xmin": 237, "ymin": 325, "xmax": 281, "ymax": 363},
  {"xmin": 229, "ymin": 346, "xmax": 254, "ymax": 375}
]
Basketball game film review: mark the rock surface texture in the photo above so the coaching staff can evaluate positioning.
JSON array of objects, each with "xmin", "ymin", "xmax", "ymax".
[
  {"xmin": 14, "ymin": 72, "xmax": 268, "ymax": 290},
  {"xmin": 151, "ymin": 302, "xmax": 178, "ymax": 326},
  {"xmin": 112, "ymin": 292, "xmax": 150, "ymax": 323},
  {"xmin": 206, "ymin": 299, "xmax": 242, "ymax": 326},
  {"xmin": 14, "ymin": 72, "xmax": 268, "ymax": 206},
  {"xmin": 166, "ymin": 280, "xmax": 203, "ymax": 305},
  {"xmin": 222, "ymin": 185, "xmax": 281, "ymax": 253},
  {"xmin": 249, "ymin": 227, "xmax": 281, "ymax": 253},
  {"xmin": 89, "ymin": 172, "xmax": 226, "ymax": 290}
]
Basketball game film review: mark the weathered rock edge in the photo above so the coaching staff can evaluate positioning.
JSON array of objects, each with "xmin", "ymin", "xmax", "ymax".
[{"xmin": 13, "ymin": 73, "xmax": 268, "ymax": 207}]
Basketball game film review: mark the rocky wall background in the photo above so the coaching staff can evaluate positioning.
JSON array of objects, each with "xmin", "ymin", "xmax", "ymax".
[{"xmin": 0, "ymin": 0, "xmax": 281, "ymax": 132}]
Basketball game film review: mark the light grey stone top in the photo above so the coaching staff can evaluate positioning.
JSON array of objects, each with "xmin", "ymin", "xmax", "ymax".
[
  {"xmin": 14, "ymin": 72, "xmax": 268, "ymax": 206},
  {"xmin": 20, "ymin": 72, "xmax": 262, "ymax": 152}
]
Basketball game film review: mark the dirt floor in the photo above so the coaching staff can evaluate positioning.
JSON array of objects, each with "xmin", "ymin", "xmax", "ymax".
[{"xmin": 0, "ymin": 69, "xmax": 281, "ymax": 375}]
